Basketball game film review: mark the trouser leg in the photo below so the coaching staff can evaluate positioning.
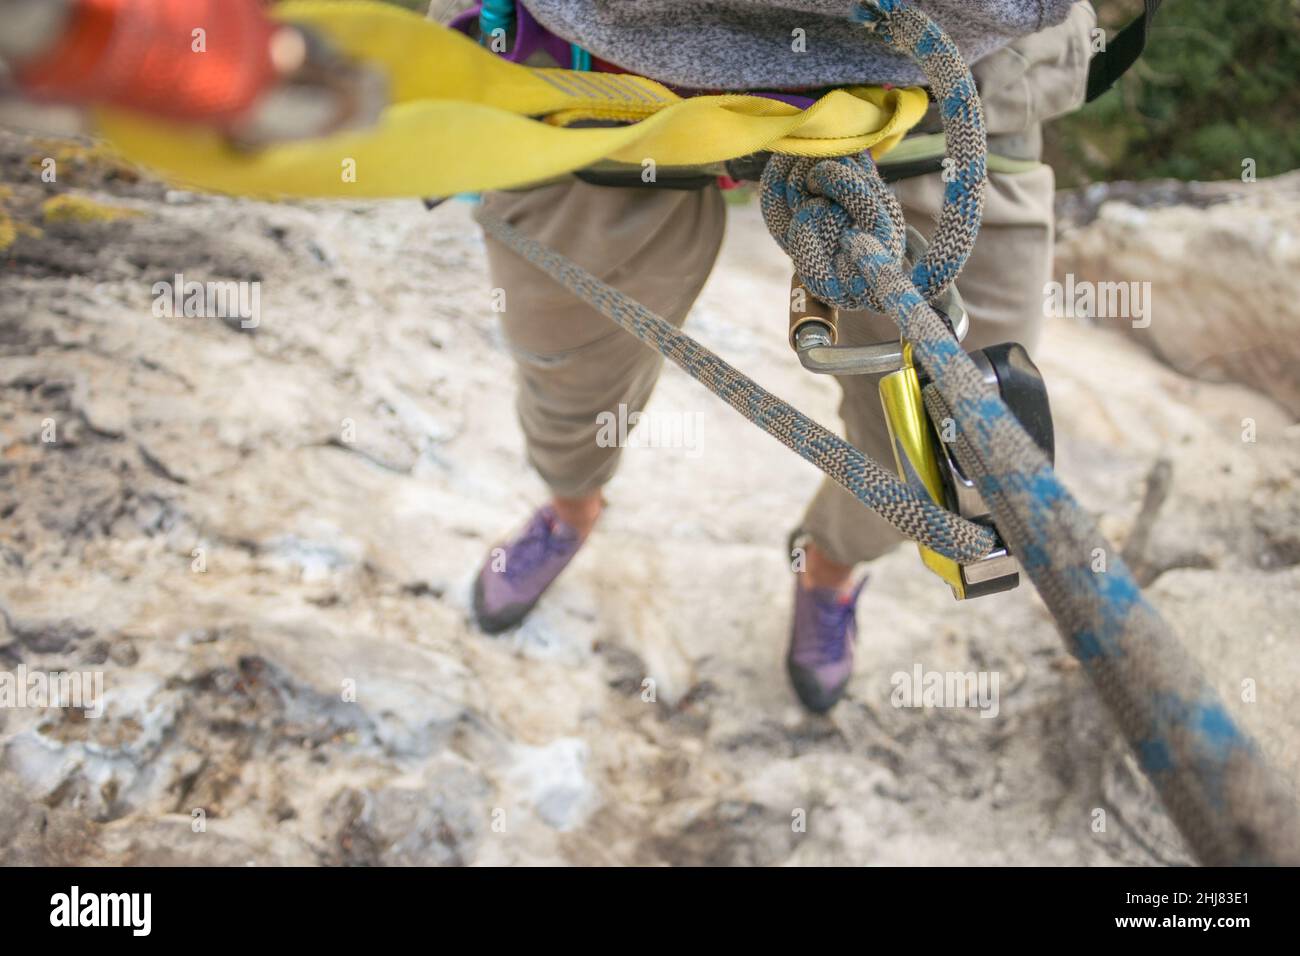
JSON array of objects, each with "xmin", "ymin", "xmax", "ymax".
[{"xmin": 481, "ymin": 179, "xmax": 726, "ymax": 497}]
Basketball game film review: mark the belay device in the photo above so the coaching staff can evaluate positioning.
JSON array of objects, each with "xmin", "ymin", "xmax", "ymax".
[{"xmin": 789, "ymin": 230, "xmax": 1055, "ymax": 600}]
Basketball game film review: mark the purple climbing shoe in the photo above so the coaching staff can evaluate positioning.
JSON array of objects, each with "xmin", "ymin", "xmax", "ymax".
[
  {"xmin": 786, "ymin": 579, "xmax": 866, "ymax": 714},
  {"xmin": 473, "ymin": 505, "xmax": 584, "ymax": 634}
]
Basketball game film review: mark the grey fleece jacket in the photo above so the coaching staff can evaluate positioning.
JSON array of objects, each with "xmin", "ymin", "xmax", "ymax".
[{"xmin": 521, "ymin": 0, "xmax": 1078, "ymax": 89}]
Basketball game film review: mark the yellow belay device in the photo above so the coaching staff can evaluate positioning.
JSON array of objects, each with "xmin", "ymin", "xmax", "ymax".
[
  {"xmin": 789, "ymin": 231, "xmax": 1055, "ymax": 600},
  {"xmin": 878, "ymin": 339, "xmax": 1055, "ymax": 599}
]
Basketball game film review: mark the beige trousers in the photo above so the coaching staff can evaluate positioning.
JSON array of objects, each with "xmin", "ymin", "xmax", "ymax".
[{"xmin": 481, "ymin": 3, "xmax": 1096, "ymax": 566}]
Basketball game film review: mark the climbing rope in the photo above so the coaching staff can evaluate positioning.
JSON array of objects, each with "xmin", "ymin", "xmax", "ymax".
[
  {"xmin": 475, "ymin": 212, "xmax": 996, "ymax": 564},
  {"xmin": 479, "ymin": 0, "xmax": 1300, "ymax": 865}
]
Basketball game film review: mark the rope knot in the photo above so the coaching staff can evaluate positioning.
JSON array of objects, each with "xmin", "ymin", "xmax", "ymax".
[
  {"xmin": 762, "ymin": 0, "xmax": 988, "ymax": 315},
  {"xmin": 759, "ymin": 152, "xmax": 908, "ymax": 314}
]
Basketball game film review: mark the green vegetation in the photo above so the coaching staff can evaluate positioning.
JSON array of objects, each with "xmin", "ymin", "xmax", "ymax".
[{"xmin": 1047, "ymin": 0, "xmax": 1300, "ymax": 185}]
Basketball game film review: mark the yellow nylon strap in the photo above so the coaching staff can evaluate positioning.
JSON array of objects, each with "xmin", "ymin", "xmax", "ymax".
[{"xmin": 95, "ymin": 0, "xmax": 928, "ymax": 199}]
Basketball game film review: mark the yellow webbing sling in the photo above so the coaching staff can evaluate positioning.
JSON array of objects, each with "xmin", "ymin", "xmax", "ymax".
[{"xmin": 94, "ymin": 0, "xmax": 929, "ymax": 199}]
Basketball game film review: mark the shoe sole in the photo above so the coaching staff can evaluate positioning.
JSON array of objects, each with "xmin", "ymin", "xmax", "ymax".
[
  {"xmin": 471, "ymin": 570, "xmax": 538, "ymax": 635},
  {"xmin": 786, "ymin": 655, "xmax": 847, "ymax": 715}
]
